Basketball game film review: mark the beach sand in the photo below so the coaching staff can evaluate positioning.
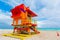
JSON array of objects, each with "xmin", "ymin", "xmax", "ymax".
[{"xmin": 0, "ymin": 29, "xmax": 60, "ymax": 40}]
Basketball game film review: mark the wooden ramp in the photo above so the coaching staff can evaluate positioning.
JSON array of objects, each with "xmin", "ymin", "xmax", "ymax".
[{"xmin": 3, "ymin": 33, "xmax": 32, "ymax": 40}]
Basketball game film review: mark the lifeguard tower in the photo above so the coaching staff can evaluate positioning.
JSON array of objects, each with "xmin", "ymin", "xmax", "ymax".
[
  {"xmin": 11, "ymin": 4, "xmax": 40, "ymax": 34},
  {"xmin": 3, "ymin": 4, "xmax": 40, "ymax": 40}
]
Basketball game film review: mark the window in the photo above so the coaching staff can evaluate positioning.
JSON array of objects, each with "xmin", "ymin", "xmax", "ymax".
[
  {"xmin": 14, "ymin": 21, "xmax": 16, "ymax": 25},
  {"xmin": 18, "ymin": 20, "xmax": 21, "ymax": 25}
]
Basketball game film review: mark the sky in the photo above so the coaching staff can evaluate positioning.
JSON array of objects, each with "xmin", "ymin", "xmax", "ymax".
[{"xmin": 0, "ymin": 0, "xmax": 60, "ymax": 29}]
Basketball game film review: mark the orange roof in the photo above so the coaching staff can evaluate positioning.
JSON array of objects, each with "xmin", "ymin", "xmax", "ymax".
[{"xmin": 11, "ymin": 4, "xmax": 37, "ymax": 18}]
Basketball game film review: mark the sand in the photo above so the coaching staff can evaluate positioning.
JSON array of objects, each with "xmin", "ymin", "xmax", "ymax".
[{"xmin": 0, "ymin": 29, "xmax": 60, "ymax": 40}]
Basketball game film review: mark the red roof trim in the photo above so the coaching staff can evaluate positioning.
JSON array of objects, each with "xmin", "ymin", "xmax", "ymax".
[{"xmin": 26, "ymin": 8, "xmax": 37, "ymax": 17}]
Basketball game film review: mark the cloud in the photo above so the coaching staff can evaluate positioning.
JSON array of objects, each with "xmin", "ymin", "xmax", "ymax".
[
  {"xmin": 37, "ymin": 21, "xmax": 45, "ymax": 28},
  {"xmin": 38, "ymin": 0, "xmax": 60, "ymax": 28},
  {"xmin": 0, "ymin": 9, "xmax": 12, "ymax": 25}
]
